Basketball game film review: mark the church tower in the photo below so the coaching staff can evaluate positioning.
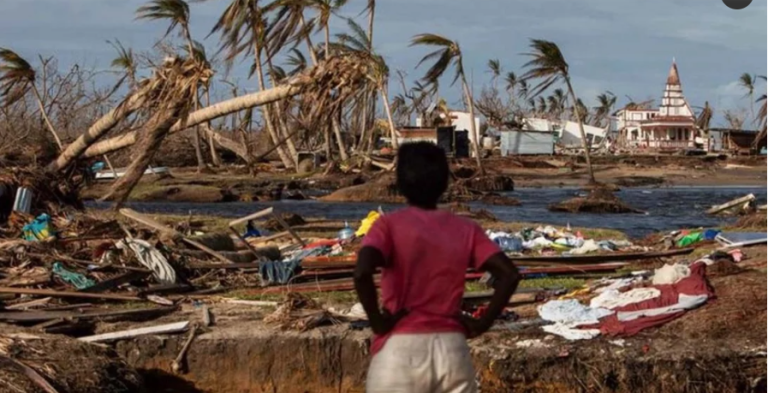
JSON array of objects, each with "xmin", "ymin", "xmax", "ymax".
[{"xmin": 658, "ymin": 59, "xmax": 694, "ymax": 119}]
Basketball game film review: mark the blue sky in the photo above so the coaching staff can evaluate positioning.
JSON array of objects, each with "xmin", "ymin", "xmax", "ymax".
[{"xmin": 1, "ymin": 0, "xmax": 765, "ymax": 126}]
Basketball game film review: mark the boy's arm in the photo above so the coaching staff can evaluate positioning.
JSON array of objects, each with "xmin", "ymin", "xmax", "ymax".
[
  {"xmin": 463, "ymin": 252, "xmax": 521, "ymax": 336},
  {"xmin": 354, "ymin": 246, "xmax": 406, "ymax": 335}
]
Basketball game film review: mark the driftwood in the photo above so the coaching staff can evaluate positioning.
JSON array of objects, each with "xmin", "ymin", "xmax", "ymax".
[{"xmin": 706, "ymin": 194, "xmax": 756, "ymax": 215}]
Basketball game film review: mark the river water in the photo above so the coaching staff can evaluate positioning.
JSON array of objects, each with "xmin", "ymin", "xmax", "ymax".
[{"xmin": 89, "ymin": 186, "xmax": 766, "ymax": 239}]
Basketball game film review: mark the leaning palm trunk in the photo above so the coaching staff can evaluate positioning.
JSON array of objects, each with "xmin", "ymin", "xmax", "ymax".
[
  {"xmin": 460, "ymin": 73, "xmax": 484, "ymax": 174},
  {"xmin": 30, "ymin": 84, "xmax": 63, "ymax": 150},
  {"xmin": 81, "ymin": 84, "xmax": 299, "ymax": 158},
  {"xmin": 205, "ymin": 90, "xmax": 221, "ymax": 166},
  {"xmin": 100, "ymin": 107, "xmax": 182, "ymax": 208},
  {"xmin": 191, "ymin": 98, "xmax": 207, "ymax": 171},
  {"xmin": 565, "ymin": 78, "xmax": 596, "ymax": 184},
  {"xmin": 265, "ymin": 55, "xmax": 299, "ymax": 164},
  {"xmin": 254, "ymin": 54, "xmax": 295, "ymax": 169},
  {"xmin": 48, "ymin": 93, "xmax": 142, "ymax": 172},
  {"xmin": 381, "ymin": 86, "xmax": 398, "ymax": 150}
]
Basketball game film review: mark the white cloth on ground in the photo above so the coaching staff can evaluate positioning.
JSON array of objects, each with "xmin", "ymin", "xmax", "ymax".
[
  {"xmin": 523, "ymin": 237, "xmax": 554, "ymax": 249},
  {"xmin": 616, "ymin": 294, "xmax": 709, "ymax": 321},
  {"xmin": 593, "ymin": 277, "xmax": 642, "ymax": 293},
  {"xmin": 651, "ymin": 263, "xmax": 691, "ymax": 285},
  {"xmin": 542, "ymin": 323, "xmax": 601, "ymax": 341},
  {"xmin": 538, "ymin": 299, "xmax": 613, "ymax": 325},
  {"xmin": 589, "ymin": 288, "xmax": 661, "ymax": 310},
  {"xmin": 568, "ymin": 239, "xmax": 600, "ymax": 255},
  {"xmin": 366, "ymin": 333, "xmax": 476, "ymax": 393}
]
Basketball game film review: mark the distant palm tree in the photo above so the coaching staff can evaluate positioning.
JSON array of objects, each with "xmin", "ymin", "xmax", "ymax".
[
  {"xmin": 210, "ymin": 0, "xmax": 297, "ymax": 169},
  {"xmin": 411, "ymin": 33, "xmax": 483, "ymax": 172},
  {"xmin": 108, "ymin": 40, "xmax": 137, "ymax": 87},
  {"xmin": 267, "ymin": 0, "xmax": 319, "ymax": 65},
  {"xmin": 695, "ymin": 101, "xmax": 713, "ymax": 133},
  {"xmin": 137, "ymin": 0, "xmax": 207, "ymax": 171},
  {"xmin": 521, "ymin": 39, "xmax": 595, "ymax": 184},
  {"xmin": 504, "ymin": 71, "xmax": 516, "ymax": 90},
  {"xmin": 308, "ymin": 0, "xmax": 348, "ymax": 58},
  {"xmin": 0, "ymin": 48, "xmax": 63, "ymax": 149},
  {"xmin": 739, "ymin": 73, "xmax": 757, "ymax": 126},
  {"xmin": 754, "ymin": 76, "xmax": 766, "ymax": 151},
  {"xmin": 594, "ymin": 91, "xmax": 616, "ymax": 127}
]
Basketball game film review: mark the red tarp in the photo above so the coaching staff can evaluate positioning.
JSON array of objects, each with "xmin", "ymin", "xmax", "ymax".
[{"xmin": 584, "ymin": 262, "xmax": 714, "ymax": 336}]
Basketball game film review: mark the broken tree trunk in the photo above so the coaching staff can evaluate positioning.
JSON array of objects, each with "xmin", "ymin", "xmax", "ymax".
[
  {"xmin": 48, "ymin": 93, "xmax": 141, "ymax": 172},
  {"xmin": 201, "ymin": 123, "xmax": 254, "ymax": 165},
  {"xmin": 99, "ymin": 107, "xmax": 181, "ymax": 208}
]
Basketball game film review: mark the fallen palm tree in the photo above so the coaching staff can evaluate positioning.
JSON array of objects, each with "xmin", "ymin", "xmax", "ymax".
[{"xmin": 54, "ymin": 54, "xmax": 376, "ymax": 168}]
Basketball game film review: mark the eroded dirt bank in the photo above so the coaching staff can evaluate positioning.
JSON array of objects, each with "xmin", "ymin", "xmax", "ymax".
[{"xmin": 115, "ymin": 321, "xmax": 766, "ymax": 393}]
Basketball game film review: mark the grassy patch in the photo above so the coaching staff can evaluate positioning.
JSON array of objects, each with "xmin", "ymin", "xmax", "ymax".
[
  {"xmin": 227, "ymin": 289, "xmax": 360, "ymax": 306},
  {"xmin": 465, "ymin": 276, "xmax": 587, "ymax": 293}
]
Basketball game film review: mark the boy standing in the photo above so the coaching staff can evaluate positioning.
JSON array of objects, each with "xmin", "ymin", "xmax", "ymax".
[{"xmin": 354, "ymin": 142, "xmax": 521, "ymax": 393}]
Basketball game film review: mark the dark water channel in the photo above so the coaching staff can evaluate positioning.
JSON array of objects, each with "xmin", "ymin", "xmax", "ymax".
[{"xmin": 88, "ymin": 186, "xmax": 766, "ymax": 239}]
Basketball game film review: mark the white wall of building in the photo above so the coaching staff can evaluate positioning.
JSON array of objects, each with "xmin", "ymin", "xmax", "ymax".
[{"xmin": 522, "ymin": 117, "xmax": 607, "ymax": 147}]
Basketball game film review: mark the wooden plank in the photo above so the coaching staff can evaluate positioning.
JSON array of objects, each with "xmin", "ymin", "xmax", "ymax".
[
  {"xmin": 228, "ymin": 207, "xmax": 274, "ymax": 227},
  {"xmin": 507, "ymin": 248, "xmax": 694, "ymax": 264},
  {"xmin": 0, "ymin": 287, "xmax": 139, "ymax": 301},
  {"xmin": 5, "ymin": 297, "xmax": 51, "ymax": 310},
  {"xmin": 79, "ymin": 321, "xmax": 190, "ymax": 343},
  {"xmin": 247, "ymin": 231, "xmax": 290, "ymax": 244},
  {"xmin": 0, "ymin": 307, "xmax": 175, "ymax": 323}
]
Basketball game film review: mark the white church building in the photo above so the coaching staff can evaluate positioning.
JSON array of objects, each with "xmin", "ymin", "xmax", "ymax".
[{"xmin": 613, "ymin": 60, "xmax": 701, "ymax": 150}]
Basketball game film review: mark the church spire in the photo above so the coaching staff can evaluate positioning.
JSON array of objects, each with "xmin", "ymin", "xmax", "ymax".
[{"xmin": 667, "ymin": 58, "xmax": 681, "ymax": 85}]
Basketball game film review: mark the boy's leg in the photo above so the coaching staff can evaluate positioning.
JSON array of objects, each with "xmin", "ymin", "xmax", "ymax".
[
  {"xmin": 366, "ymin": 335, "xmax": 434, "ymax": 393},
  {"xmin": 433, "ymin": 333, "xmax": 477, "ymax": 393}
]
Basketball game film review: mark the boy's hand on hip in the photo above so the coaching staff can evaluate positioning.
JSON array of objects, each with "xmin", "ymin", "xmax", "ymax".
[
  {"xmin": 370, "ymin": 308, "xmax": 408, "ymax": 335},
  {"xmin": 460, "ymin": 314, "xmax": 492, "ymax": 339}
]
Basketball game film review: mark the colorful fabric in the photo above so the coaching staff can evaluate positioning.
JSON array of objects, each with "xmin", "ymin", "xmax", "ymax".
[
  {"xmin": 676, "ymin": 232, "xmax": 703, "ymax": 247},
  {"xmin": 362, "ymin": 207, "xmax": 501, "ymax": 356},
  {"xmin": 22, "ymin": 214, "xmax": 55, "ymax": 241}
]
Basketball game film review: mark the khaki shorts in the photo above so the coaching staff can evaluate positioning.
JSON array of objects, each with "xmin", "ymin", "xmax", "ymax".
[{"xmin": 366, "ymin": 333, "xmax": 477, "ymax": 393}]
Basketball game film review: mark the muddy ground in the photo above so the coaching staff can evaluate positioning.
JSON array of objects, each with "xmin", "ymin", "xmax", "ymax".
[{"xmin": 81, "ymin": 155, "xmax": 767, "ymax": 203}]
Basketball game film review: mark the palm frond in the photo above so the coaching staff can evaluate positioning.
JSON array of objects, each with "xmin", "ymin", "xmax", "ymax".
[
  {"xmin": 136, "ymin": 0, "xmax": 191, "ymax": 38},
  {"xmin": 739, "ymin": 72, "xmax": 755, "ymax": 97},
  {"xmin": 0, "ymin": 48, "xmax": 34, "ymax": 106},
  {"xmin": 107, "ymin": 39, "xmax": 135, "ymax": 72},
  {"xmin": 410, "ymin": 33, "xmax": 454, "ymax": 48},
  {"xmin": 505, "ymin": 71, "xmax": 517, "ymax": 91},
  {"xmin": 520, "ymin": 39, "xmax": 568, "ymax": 97},
  {"xmin": 487, "ymin": 59, "xmax": 501, "ymax": 78}
]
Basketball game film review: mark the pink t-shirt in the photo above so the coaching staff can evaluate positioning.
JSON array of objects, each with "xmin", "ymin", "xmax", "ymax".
[{"xmin": 361, "ymin": 207, "xmax": 501, "ymax": 355}]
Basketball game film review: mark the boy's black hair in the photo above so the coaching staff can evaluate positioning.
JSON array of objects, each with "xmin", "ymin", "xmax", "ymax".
[{"xmin": 396, "ymin": 142, "xmax": 449, "ymax": 209}]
